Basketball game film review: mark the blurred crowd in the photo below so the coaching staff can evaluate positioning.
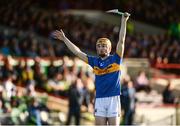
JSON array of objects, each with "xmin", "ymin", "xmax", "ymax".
[
  {"xmin": 0, "ymin": 55, "xmax": 178, "ymax": 125},
  {"xmin": 0, "ymin": 63, "xmax": 49, "ymax": 125},
  {"xmin": 0, "ymin": 0, "xmax": 180, "ymax": 64},
  {"xmin": 1, "ymin": 0, "xmax": 180, "ymax": 28},
  {"xmin": 0, "ymin": 18, "xmax": 179, "ymax": 64},
  {"xmin": 0, "ymin": 56, "xmax": 95, "ymax": 125}
]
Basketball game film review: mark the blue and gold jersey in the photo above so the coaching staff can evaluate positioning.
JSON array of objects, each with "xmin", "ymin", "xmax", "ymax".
[{"xmin": 87, "ymin": 53, "xmax": 122, "ymax": 98}]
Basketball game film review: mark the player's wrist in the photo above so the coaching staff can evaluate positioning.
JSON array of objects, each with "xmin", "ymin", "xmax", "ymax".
[
  {"xmin": 62, "ymin": 36, "xmax": 67, "ymax": 41},
  {"xmin": 61, "ymin": 36, "xmax": 68, "ymax": 43}
]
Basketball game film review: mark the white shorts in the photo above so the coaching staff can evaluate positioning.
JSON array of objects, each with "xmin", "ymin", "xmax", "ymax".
[{"xmin": 94, "ymin": 96, "xmax": 121, "ymax": 117}]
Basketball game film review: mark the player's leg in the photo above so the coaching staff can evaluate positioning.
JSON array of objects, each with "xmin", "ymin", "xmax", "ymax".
[
  {"xmin": 108, "ymin": 116, "xmax": 120, "ymax": 125},
  {"xmin": 95, "ymin": 116, "xmax": 107, "ymax": 125},
  {"xmin": 94, "ymin": 97, "xmax": 107, "ymax": 125},
  {"xmin": 66, "ymin": 110, "xmax": 73, "ymax": 125},
  {"xmin": 107, "ymin": 96, "xmax": 121, "ymax": 125}
]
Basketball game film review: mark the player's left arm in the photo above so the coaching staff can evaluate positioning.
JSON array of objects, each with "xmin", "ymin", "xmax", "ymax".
[{"xmin": 116, "ymin": 12, "xmax": 130, "ymax": 58}]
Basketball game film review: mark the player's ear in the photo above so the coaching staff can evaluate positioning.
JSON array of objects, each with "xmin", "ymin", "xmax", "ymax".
[{"xmin": 108, "ymin": 45, "xmax": 112, "ymax": 52}]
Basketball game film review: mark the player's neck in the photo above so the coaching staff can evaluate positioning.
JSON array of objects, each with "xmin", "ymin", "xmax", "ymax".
[{"xmin": 100, "ymin": 55, "xmax": 109, "ymax": 60}]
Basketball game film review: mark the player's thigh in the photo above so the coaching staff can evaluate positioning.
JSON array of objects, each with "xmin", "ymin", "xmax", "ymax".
[
  {"xmin": 95, "ymin": 116, "xmax": 107, "ymax": 125},
  {"xmin": 94, "ymin": 98, "xmax": 107, "ymax": 117},
  {"xmin": 107, "ymin": 96, "xmax": 121, "ymax": 117},
  {"xmin": 108, "ymin": 116, "xmax": 120, "ymax": 126}
]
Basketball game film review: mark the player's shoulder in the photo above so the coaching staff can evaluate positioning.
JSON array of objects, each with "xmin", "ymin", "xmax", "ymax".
[
  {"xmin": 87, "ymin": 55, "xmax": 99, "ymax": 63},
  {"xmin": 111, "ymin": 53, "xmax": 123, "ymax": 63},
  {"xmin": 110, "ymin": 53, "xmax": 120, "ymax": 58},
  {"xmin": 88, "ymin": 55, "xmax": 98, "ymax": 59}
]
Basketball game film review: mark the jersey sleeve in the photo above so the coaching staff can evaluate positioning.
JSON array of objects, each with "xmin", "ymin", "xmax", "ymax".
[
  {"xmin": 87, "ymin": 55, "xmax": 96, "ymax": 68},
  {"xmin": 114, "ymin": 53, "xmax": 123, "ymax": 64}
]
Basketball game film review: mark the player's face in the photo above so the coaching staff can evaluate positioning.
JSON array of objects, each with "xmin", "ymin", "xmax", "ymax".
[{"xmin": 96, "ymin": 43, "xmax": 111, "ymax": 58}]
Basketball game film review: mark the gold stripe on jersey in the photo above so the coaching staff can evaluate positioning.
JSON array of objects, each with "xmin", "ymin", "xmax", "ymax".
[{"xmin": 93, "ymin": 63, "xmax": 121, "ymax": 75}]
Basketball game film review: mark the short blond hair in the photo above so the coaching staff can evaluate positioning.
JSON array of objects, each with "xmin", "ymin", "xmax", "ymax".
[{"xmin": 96, "ymin": 38, "xmax": 112, "ymax": 48}]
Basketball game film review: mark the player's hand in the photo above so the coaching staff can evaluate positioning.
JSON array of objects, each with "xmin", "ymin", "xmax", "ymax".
[
  {"xmin": 123, "ymin": 12, "xmax": 130, "ymax": 20},
  {"xmin": 52, "ymin": 29, "xmax": 66, "ymax": 41}
]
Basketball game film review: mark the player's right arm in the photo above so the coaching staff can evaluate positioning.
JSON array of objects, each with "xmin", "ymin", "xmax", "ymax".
[{"xmin": 52, "ymin": 29, "xmax": 88, "ymax": 63}]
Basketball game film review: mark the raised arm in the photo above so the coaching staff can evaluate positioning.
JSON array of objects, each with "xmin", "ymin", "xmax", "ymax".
[
  {"xmin": 116, "ymin": 12, "xmax": 130, "ymax": 58},
  {"xmin": 52, "ymin": 30, "xmax": 88, "ymax": 63}
]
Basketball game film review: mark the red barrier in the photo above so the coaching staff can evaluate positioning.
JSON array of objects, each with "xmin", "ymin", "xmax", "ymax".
[{"xmin": 155, "ymin": 63, "xmax": 180, "ymax": 69}]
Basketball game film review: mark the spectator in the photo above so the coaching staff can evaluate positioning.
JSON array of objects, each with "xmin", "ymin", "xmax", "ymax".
[
  {"xmin": 77, "ymin": 71, "xmax": 91, "ymax": 112},
  {"xmin": 121, "ymin": 78, "xmax": 129, "ymax": 124},
  {"xmin": 46, "ymin": 72, "xmax": 66, "ymax": 96},
  {"xmin": 10, "ymin": 97, "xmax": 21, "ymax": 125},
  {"xmin": 3, "ymin": 72, "xmax": 16, "ymax": 99},
  {"xmin": 0, "ymin": 86, "xmax": 6, "ymax": 114},
  {"xmin": 47, "ymin": 60, "xmax": 57, "ymax": 79},
  {"xmin": 26, "ymin": 79, "xmax": 36, "ymax": 97},
  {"xmin": 32, "ymin": 59, "xmax": 46, "ymax": 89},
  {"xmin": 0, "ymin": 40, "xmax": 11, "ymax": 56},
  {"xmin": 163, "ymin": 81, "xmax": 175, "ymax": 104},
  {"xmin": 135, "ymin": 70, "xmax": 151, "ymax": 93},
  {"xmin": 21, "ymin": 62, "xmax": 34, "ymax": 85},
  {"xmin": 125, "ymin": 81, "xmax": 136, "ymax": 125},
  {"xmin": 121, "ymin": 79, "xmax": 136, "ymax": 125},
  {"xmin": 66, "ymin": 77, "xmax": 83, "ymax": 125},
  {"xmin": 168, "ymin": 18, "xmax": 180, "ymax": 40},
  {"xmin": 27, "ymin": 97, "xmax": 42, "ymax": 126}
]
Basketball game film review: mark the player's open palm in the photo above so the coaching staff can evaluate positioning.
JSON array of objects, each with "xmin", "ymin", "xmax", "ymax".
[{"xmin": 52, "ymin": 29, "xmax": 66, "ymax": 41}]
